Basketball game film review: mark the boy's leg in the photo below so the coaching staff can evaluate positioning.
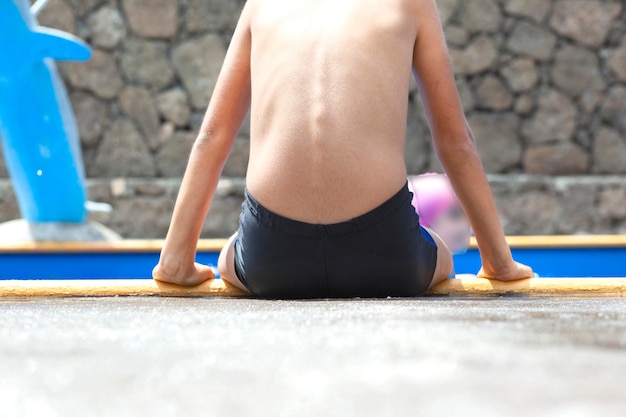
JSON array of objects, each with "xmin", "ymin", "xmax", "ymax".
[
  {"xmin": 218, "ymin": 232, "xmax": 252, "ymax": 293},
  {"xmin": 423, "ymin": 227, "xmax": 454, "ymax": 289}
]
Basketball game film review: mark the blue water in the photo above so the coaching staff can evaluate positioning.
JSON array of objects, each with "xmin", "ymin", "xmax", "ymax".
[{"xmin": 0, "ymin": 247, "xmax": 624, "ymax": 279}]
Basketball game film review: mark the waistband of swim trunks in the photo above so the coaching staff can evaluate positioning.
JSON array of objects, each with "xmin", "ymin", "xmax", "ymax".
[{"xmin": 243, "ymin": 182, "xmax": 413, "ymax": 238}]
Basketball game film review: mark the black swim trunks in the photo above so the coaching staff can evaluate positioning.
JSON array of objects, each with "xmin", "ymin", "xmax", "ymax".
[{"xmin": 232, "ymin": 182, "xmax": 438, "ymax": 299}]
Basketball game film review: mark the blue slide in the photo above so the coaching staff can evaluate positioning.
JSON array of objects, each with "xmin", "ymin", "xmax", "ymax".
[{"xmin": 0, "ymin": 0, "xmax": 91, "ymax": 222}]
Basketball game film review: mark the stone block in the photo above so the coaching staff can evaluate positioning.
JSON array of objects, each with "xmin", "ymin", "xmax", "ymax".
[
  {"xmin": 500, "ymin": 58, "xmax": 539, "ymax": 92},
  {"xmin": 523, "ymin": 143, "xmax": 590, "ymax": 175},
  {"xmin": 222, "ymin": 136, "xmax": 250, "ymax": 178},
  {"xmin": 504, "ymin": 0, "xmax": 551, "ymax": 23},
  {"xmin": 551, "ymin": 44, "xmax": 605, "ymax": 97},
  {"xmin": 38, "ymin": 0, "xmax": 76, "ymax": 34},
  {"xmin": 63, "ymin": 50, "xmax": 123, "ymax": 99},
  {"xmin": 185, "ymin": 0, "xmax": 243, "ymax": 32},
  {"xmin": 474, "ymin": 75, "xmax": 514, "ymax": 111},
  {"xmin": 90, "ymin": 120, "xmax": 156, "ymax": 177},
  {"xmin": 119, "ymin": 86, "xmax": 161, "ymax": 149},
  {"xmin": 156, "ymin": 88, "xmax": 191, "ymax": 127},
  {"xmin": 459, "ymin": 0, "xmax": 502, "ymax": 33},
  {"xmin": 172, "ymin": 34, "xmax": 227, "ymax": 110},
  {"xmin": 436, "ymin": 0, "xmax": 459, "ymax": 25},
  {"xmin": 506, "ymin": 21, "xmax": 557, "ymax": 61},
  {"xmin": 607, "ymin": 41, "xmax": 626, "ymax": 82},
  {"xmin": 120, "ymin": 39, "xmax": 176, "ymax": 90},
  {"xmin": 70, "ymin": 91, "xmax": 109, "ymax": 148},
  {"xmin": 522, "ymin": 88, "xmax": 578, "ymax": 143},
  {"xmin": 122, "ymin": 0, "xmax": 178, "ymax": 39},
  {"xmin": 598, "ymin": 187, "xmax": 626, "ymax": 221},
  {"xmin": 450, "ymin": 36, "xmax": 498, "ymax": 75},
  {"xmin": 600, "ymin": 85, "xmax": 626, "ymax": 134},
  {"xmin": 156, "ymin": 132, "xmax": 195, "ymax": 177},
  {"xmin": 593, "ymin": 127, "xmax": 626, "ymax": 174},
  {"xmin": 550, "ymin": 0, "xmax": 622, "ymax": 47},
  {"xmin": 87, "ymin": 5, "xmax": 127, "ymax": 49},
  {"xmin": 469, "ymin": 113, "xmax": 522, "ymax": 173}
]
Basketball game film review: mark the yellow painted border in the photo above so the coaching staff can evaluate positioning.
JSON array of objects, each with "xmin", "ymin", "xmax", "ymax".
[
  {"xmin": 0, "ymin": 235, "xmax": 625, "ymax": 254},
  {"xmin": 0, "ymin": 278, "xmax": 624, "ymax": 298}
]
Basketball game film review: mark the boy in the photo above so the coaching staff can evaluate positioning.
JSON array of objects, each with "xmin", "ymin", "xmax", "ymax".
[{"xmin": 153, "ymin": 0, "xmax": 533, "ymax": 298}]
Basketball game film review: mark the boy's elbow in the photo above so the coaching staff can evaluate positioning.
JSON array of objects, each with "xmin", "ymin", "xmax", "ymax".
[{"xmin": 434, "ymin": 131, "xmax": 478, "ymax": 157}]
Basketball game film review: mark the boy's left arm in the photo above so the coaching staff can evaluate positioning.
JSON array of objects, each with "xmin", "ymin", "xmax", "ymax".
[{"xmin": 153, "ymin": 5, "xmax": 252, "ymax": 286}]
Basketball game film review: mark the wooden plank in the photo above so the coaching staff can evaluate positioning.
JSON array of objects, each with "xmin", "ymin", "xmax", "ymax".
[
  {"xmin": 472, "ymin": 235, "xmax": 626, "ymax": 249},
  {"xmin": 0, "ymin": 235, "xmax": 624, "ymax": 254},
  {"xmin": 428, "ymin": 278, "xmax": 626, "ymax": 297},
  {"xmin": 0, "ymin": 239, "xmax": 228, "ymax": 254},
  {"xmin": 1, "ymin": 278, "xmax": 624, "ymax": 298},
  {"xmin": 0, "ymin": 279, "xmax": 249, "ymax": 298}
]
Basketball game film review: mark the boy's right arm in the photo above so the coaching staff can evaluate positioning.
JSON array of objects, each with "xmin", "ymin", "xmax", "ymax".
[
  {"xmin": 411, "ymin": 0, "xmax": 533, "ymax": 281},
  {"xmin": 153, "ymin": 3, "xmax": 252, "ymax": 286}
]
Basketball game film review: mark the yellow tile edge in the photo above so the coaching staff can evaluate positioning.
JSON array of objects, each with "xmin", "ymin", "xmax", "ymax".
[{"xmin": 1, "ymin": 278, "xmax": 625, "ymax": 298}]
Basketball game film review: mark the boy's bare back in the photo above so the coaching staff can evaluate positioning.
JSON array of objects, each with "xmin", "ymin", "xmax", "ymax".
[
  {"xmin": 245, "ymin": 0, "xmax": 418, "ymax": 223},
  {"xmin": 153, "ymin": 0, "xmax": 533, "ymax": 288}
]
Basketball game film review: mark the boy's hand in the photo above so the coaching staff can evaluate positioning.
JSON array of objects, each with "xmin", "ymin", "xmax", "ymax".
[
  {"xmin": 152, "ymin": 262, "xmax": 215, "ymax": 287},
  {"xmin": 477, "ymin": 261, "xmax": 534, "ymax": 282}
]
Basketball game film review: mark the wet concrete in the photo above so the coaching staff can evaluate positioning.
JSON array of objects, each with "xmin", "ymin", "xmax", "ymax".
[{"xmin": 1, "ymin": 296, "xmax": 625, "ymax": 417}]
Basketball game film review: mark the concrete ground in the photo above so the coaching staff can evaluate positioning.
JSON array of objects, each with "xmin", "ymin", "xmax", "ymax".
[{"xmin": 1, "ymin": 296, "xmax": 625, "ymax": 417}]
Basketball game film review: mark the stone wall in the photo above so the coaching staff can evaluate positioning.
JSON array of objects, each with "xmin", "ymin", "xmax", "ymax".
[{"xmin": 0, "ymin": 0, "xmax": 624, "ymax": 237}]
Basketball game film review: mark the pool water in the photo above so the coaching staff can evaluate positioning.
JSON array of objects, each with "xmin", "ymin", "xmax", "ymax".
[{"xmin": 1, "ymin": 245, "xmax": 625, "ymax": 280}]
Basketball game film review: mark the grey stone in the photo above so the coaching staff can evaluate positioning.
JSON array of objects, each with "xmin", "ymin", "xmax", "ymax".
[
  {"xmin": 555, "ymin": 184, "xmax": 595, "ymax": 234},
  {"xmin": 436, "ymin": 0, "xmax": 459, "ymax": 25},
  {"xmin": 0, "ymin": 181, "xmax": 19, "ymax": 222},
  {"xmin": 506, "ymin": 21, "xmax": 557, "ymax": 61},
  {"xmin": 500, "ymin": 58, "xmax": 539, "ymax": 92},
  {"xmin": 119, "ymin": 86, "xmax": 161, "ymax": 150},
  {"xmin": 450, "ymin": 36, "xmax": 498, "ymax": 75},
  {"xmin": 70, "ymin": 91, "xmax": 109, "ymax": 148},
  {"xmin": 444, "ymin": 25, "xmax": 469, "ymax": 46},
  {"xmin": 598, "ymin": 187, "xmax": 626, "ymax": 221},
  {"xmin": 156, "ymin": 88, "xmax": 191, "ymax": 127},
  {"xmin": 551, "ymin": 45, "xmax": 606, "ymax": 97},
  {"xmin": 0, "ymin": 143, "xmax": 8, "ymax": 177},
  {"xmin": 185, "ymin": 0, "xmax": 243, "ymax": 32},
  {"xmin": 474, "ymin": 75, "xmax": 513, "ymax": 111},
  {"xmin": 498, "ymin": 192, "xmax": 557, "ymax": 235},
  {"xmin": 172, "ymin": 34, "xmax": 227, "ymax": 110},
  {"xmin": 468, "ymin": 113, "xmax": 522, "ymax": 173},
  {"xmin": 122, "ymin": 0, "xmax": 178, "ymax": 39},
  {"xmin": 87, "ymin": 6, "xmax": 127, "ymax": 49},
  {"xmin": 459, "ymin": 0, "xmax": 502, "ymax": 33},
  {"xmin": 600, "ymin": 85, "xmax": 626, "ymax": 134},
  {"xmin": 222, "ymin": 136, "xmax": 250, "ymax": 177},
  {"xmin": 90, "ymin": 120, "xmax": 156, "ymax": 177},
  {"xmin": 107, "ymin": 196, "xmax": 175, "ymax": 238},
  {"xmin": 579, "ymin": 90, "xmax": 604, "ymax": 114},
  {"xmin": 504, "ymin": 0, "xmax": 551, "ymax": 23},
  {"xmin": 523, "ymin": 143, "xmax": 590, "ymax": 175},
  {"xmin": 63, "ymin": 50, "xmax": 123, "ymax": 99},
  {"xmin": 456, "ymin": 77, "xmax": 475, "ymax": 112},
  {"xmin": 0, "ymin": 219, "xmax": 121, "ymax": 243},
  {"xmin": 65, "ymin": 0, "xmax": 106, "ymax": 18},
  {"xmin": 514, "ymin": 95, "xmax": 535, "ymax": 115},
  {"xmin": 37, "ymin": 0, "xmax": 76, "ymax": 34},
  {"xmin": 593, "ymin": 127, "xmax": 626, "ymax": 174},
  {"xmin": 120, "ymin": 39, "xmax": 176, "ymax": 90},
  {"xmin": 550, "ymin": 0, "xmax": 622, "ymax": 47},
  {"xmin": 202, "ymin": 179, "xmax": 246, "ymax": 237},
  {"xmin": 607, "ymin": 41, "xmax": 626, "ymax": 82},
  {"xmin": 522, "ymin": 88, "xmax": 577, "ymax": 143},
  {"xmin": 156, "ymin": 132, "xmax": 195, "ymax": 177}
]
